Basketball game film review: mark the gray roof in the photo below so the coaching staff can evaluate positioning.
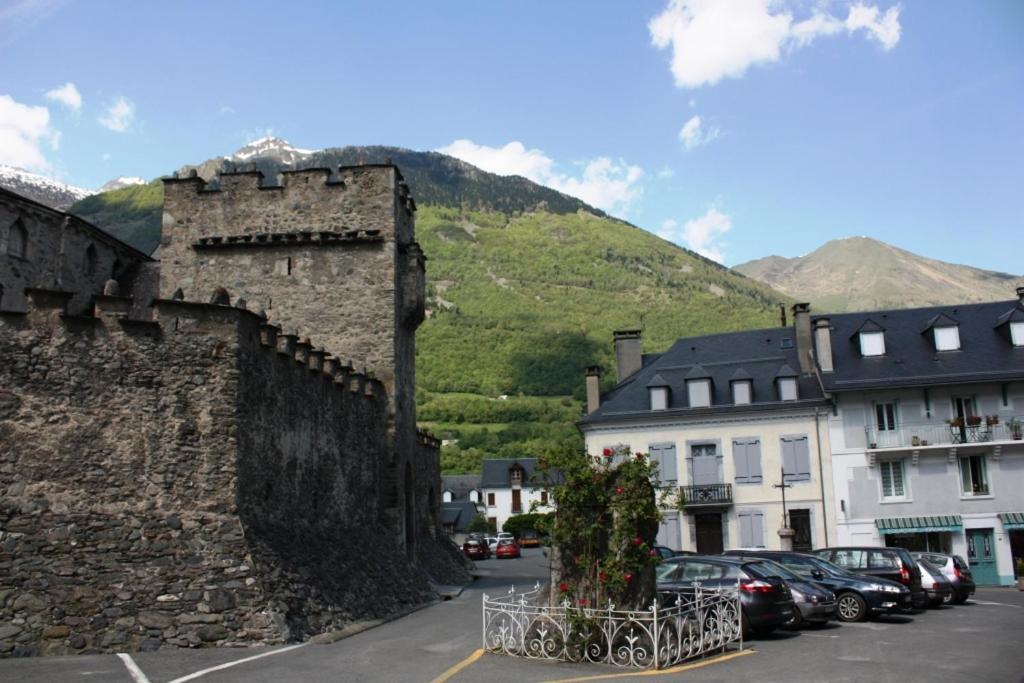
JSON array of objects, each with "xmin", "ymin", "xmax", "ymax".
[
  {"xmin": 441, "ymin": 501, "xmax": 478, "ymax": 532},
  {"xmin": 479, "ymin": 458, "xmax": 564, "ymax": 489},
  {"xmin": 441, "ymin": 474, "xmax": 482, "ymax": 501},
  {"xmin": 581, "ymin": 327, "xmax": 827, "ymax": 427},
  {"xmin": 816, "ymin": 298, "xmax": 1024, "ymax": 391}
]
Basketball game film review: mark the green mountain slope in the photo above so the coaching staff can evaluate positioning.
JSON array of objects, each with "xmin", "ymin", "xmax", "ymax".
[
  {"xmin": 70, "ymin": 143, "xmax": 787, "ymax": 472},
  {"xmin": 735, "ymin": 237, "xmax": 1023, "ymax": 313}
]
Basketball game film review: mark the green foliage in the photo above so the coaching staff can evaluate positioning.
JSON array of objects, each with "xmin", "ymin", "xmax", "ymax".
[
  {"xmin": 467, "ymin": 513, "xmax": 494, "ymax": 534},
  {"xmin": 501, "ymin": 513, "xmax": 551, "ymax": 538},
  {"xmin": 69, "ymin": 181, "xmax": 164, "ymax": 255}
]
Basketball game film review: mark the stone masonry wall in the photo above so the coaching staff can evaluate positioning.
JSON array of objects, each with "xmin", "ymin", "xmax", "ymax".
[{"xmin": 0, "ymin": 292, "xmax": 438, "ymax": 656}]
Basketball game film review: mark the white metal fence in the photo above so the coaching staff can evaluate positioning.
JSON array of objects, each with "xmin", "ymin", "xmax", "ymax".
[{"xmin": 482, "ymin": 583, "xmax": 742, "ymax": 669}]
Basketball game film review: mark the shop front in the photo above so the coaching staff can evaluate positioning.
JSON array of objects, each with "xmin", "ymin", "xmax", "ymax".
[
  {"xmin": 876, "ymin": 515, "xmax": 963, "ymax": 554},
  {"xmin": 1001, "ymin": 512, "xmax": 1024, "ymax": 579}
]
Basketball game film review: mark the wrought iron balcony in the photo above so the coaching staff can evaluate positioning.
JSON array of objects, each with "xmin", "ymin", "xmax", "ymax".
[
  {"xmin": 680, "ymin": 483, "xmax": 733, "ymax": 508},
  {"xmin": 865, "ymin": 417, "xmax": 1024, "ymax": 451}
]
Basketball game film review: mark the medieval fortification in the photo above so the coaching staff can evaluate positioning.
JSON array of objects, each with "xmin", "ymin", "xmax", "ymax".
[{"xmin": 0, "ymin": 165, "xmax": 468, "ymax": 657}]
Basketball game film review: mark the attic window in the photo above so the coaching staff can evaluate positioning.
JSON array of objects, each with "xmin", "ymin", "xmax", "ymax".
[
  {"xmin": 934, "ymin": 325, "xmax": 960, "ymax": 351},
  {"xmin": 650, "ymin": 386, "xmax": 669, "ymax": 411},
  {"xmin": 510, "ymin": 467, "xmax": 523, "ymax": 487},
  {"xmin": 778, "ymin": 378, "xmax": 798, "ymax": 401},
  {"xmin": 687, "ymin": 379, "xmax": 711, "ymax": 408},
  {"xmin": 732, "ymin": 380, "xmax": 752, "ymax": 405},
  {"xmin": 1011, "ymin": 322, "xmax": 1024, "ymax": 347},
  {"xmin": 442, "ymin": 490, "xmax": 453, "ymax": 503},
  {"xmin": 780, "ymin": 338, "xmax": 794, "ymax": 349},
  {"xmin": 859, "ymin": 331, "xmax": 885, "ymax": 357}
]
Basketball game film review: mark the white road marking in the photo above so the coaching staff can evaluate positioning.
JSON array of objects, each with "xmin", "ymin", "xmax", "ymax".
[
  {"xmin": 117, "ymin": 653, "xmax": 153, "ymax": 683},
  {"xmin": 971, "ymin": 600, "xmax": 1020, "ymax": 608},
  {"xmin": 801, "ymin": 633, "xmax": 840, "ymax": 638},
  {"xmin": 166, "ymin": 643, "xmax": 307, "ymax": 683}
]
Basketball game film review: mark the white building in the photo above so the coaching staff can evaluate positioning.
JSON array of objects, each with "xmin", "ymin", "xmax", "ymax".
[{"xmin": 480, "ymin": 458, "xmax": 554, "ymax": 534}]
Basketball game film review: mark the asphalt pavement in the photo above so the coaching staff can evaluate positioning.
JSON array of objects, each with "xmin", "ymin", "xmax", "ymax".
[{"xmin": 2, "ymin": 550, "xmax": 1024, "ymax": 683}]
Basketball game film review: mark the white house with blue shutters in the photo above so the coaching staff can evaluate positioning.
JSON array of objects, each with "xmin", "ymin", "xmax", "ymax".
[{"xmin": 580, "ymin": 315, "xmax": 837, "ymax": 554}]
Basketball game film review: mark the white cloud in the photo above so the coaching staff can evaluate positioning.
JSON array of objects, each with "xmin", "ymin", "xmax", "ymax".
[
  {"xmin": 649, "ymin": 0, "xmax": 902, "ymax": 88},
  {"xmin": 657, "ymin": 165, "xmax": 675, "ymax": 179},
  {"xmin": 437, "ymin": 139, "xmax": 644, "ymax": 216},
  {"xmin": 678, "ymin": 114, "xmax": 720, "ymax": 149},
  {"xmin": 44, "ymin": 82, "xmax": 81, "ymax": 111},
  {"xmin": 0, "ymin": 94, "xmax": 59, "ymax": 171},
  {"xmin": 659, "ymin": 208, "xmax": 732, "ymax": 263},
  {"xmin": 99, "ymin": 96, "xmax": 134, "ymax": 132}
]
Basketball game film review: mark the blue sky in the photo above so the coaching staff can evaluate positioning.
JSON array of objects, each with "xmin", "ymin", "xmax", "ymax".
[{"xmin": 2, "ymin": 0, "xmax": 1022, "ymax": 272}]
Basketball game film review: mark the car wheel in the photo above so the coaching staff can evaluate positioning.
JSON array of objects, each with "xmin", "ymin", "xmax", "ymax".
[
  {"xmin": 941, "ymin": 592, "xmax": 953, "ymax": 605},
  {"xmin": 836, "ymin": 592, "xmax": 867, "ymax": 622},
  {"xmin": 786, "ymin": 609, "xmax": 803, "ymax": 629}
]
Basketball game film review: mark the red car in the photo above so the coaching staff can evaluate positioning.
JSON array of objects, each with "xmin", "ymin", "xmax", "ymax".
[
  {"xmin": 463, "ymin": 539, "xmax": 490, "ymax": 560},
  {"xmin": 495, "ymin": 538, "xmax": 521, "ymax": 559}
]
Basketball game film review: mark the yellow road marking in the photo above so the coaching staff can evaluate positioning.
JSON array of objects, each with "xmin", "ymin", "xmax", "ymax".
[
  {"xmin": 541, "ymin": 649, "xmax": 756, "ymax": 682},
  {"xmin": 430, "ymin": 648, "xmax": 486, "ymax": 683}
]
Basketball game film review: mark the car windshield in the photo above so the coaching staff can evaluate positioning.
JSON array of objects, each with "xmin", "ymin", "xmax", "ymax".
[
  {"xmin": 656, "ymin": 563, "xmax": 680, "ymax": 581},
  {"xmin": 498, "ymin": 539, "xmax": 515, "ymax": 546},
  {"xmin": 744, "ymin": 560, "xmax": 799, "ymax": 581},
  {"xmin": 806, "ymin": 556, "xmax": 850, "ymax": 578}
]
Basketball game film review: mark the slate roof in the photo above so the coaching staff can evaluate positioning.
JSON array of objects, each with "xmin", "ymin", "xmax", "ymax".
[
  {"xmin": 441, "ymin": 501, "xmax": 478, "ymax": 532},
  {"xmin": 815, "ymin": 297, "xmax": 1024, "ymax": 391},
  {"xmin": 581, "ymin": 327, "xmax": 827, "ymax": 427},
  {"xmin": 441, "ymin": 474, "xmax": 482, "ymax": 501},
  {"xmin": 480, "ymin": 458, "xmax": 561, "ymax": 488}
]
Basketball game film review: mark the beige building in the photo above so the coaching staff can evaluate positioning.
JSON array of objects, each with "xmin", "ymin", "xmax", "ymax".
[{"xmin": 580, "ymin": 312, "xmax": 837, "ymax": 554}]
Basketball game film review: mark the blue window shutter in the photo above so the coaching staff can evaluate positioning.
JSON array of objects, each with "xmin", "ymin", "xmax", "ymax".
[
  {"xmin": 748, "ymin": 440, "xmax": 763, "ymax": 483},
  {"xmin": 794, "ymin": 436, "xmax": 811, "ymax": 481},
  {"xmin": 733, "ymin": 440, "xmax": 749, "ymax": 483},
  {"xmin": 738, "ymin": 512, "xmax": 752, "ymax": 547},
  {"xmin": 782, "ymin": 438, "xmax": 797, "ymax": 483},
  {"xmin": 752, "ymin": 512, "xmax": 765, "ymax": 547},
  {"xmin": 662, "ymin": 444, "xmax": 678, "ymax": 483}
]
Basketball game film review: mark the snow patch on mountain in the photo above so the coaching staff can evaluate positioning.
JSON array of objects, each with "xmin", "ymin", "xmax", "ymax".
[
  {"xmin": 99, "ymin": 177, "xmax": 147, "ymax": 192},
  {"xmin": 0, "ymin": 165, "xmax": 94, "ymax": 210},
  {"xmin": 230, "ymin": 137, "xmax": 314, "ymax": 165}
]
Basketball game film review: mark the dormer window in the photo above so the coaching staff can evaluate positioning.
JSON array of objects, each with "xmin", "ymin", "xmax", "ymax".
[
  {"xmin": 684, "ymin": 364, "xmax": 713, "ymax": 408},
  {"xmin": 729, "ymin": 368, "xmax": 753, "ymax": 405},
  {"xmin": 860, "ymin": 331, "xmax": 885, "ymax": 357},
  {"xmin": 774, "ymin": 364, "xmax": 799, "ymax": 401},
  {"xmin": 646, "ymin": 374, "xmax": 670, "ymax": 411},
  {"xmin": 469, "ymin": 489, "xmax": 480, "ymax": 503},
  {"xmin": 510, "ymin": 466, "xmax": 523, "ymax": 487},
  {"xmin": 442, "ymin": 490, "xmax": 453, "ymax": 503},
  {"xmin": 1012, "ymin": 322, "xmax": 1024, "ymax": 347},
  {"xmin": 934, "ymin": 326, "xmax": 960, "ymax": 351}
]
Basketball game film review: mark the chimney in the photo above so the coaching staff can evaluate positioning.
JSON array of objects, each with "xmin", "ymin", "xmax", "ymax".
[
  {"xmin": 779, "ymin": 303, "xmax": 787, "ymax": 327},
  {"xmin": 792, "ymin": 303, "xmax": 812, "ymax": 374},
  {"xmin": 1017, "ymin": 286, "xmax": 1024, "ymax": 302},
  {"xmin": 814, "ymin": 318, "xmax": 833, "ymax": 373},
  {"xmin": 585, "ymin": 366, "xmax": 602, "ymax": 415},
  {"xmin": 613, "ymin": 329, "xmax": 642, "ymax": 383}
]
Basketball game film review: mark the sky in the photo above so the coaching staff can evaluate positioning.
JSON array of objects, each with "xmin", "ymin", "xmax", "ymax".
[{"xmin": 1, "ymin": 0, "xmax": 1022, "ymax": 273}]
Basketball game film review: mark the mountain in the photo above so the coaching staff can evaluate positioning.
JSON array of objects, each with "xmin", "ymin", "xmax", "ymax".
[
  {"xmin": 98, "ymin": 176, "xmax": 146, "ymax": 193},
  {"xmin": 0, "ymin": 165, "xmax": 92, "ymax": 210},
  {"xmin": 735, "ymin": 237, "xmax": 1023, "ymax": 312},
  {"xmin": 69, "ymin": 138, "xmax": 787, "ymax": 472}
]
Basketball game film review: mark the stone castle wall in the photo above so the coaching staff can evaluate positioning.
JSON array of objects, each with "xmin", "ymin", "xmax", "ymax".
[{"xmin": 0, "ymin": 291, "xmax": 447, "ymax": 656}]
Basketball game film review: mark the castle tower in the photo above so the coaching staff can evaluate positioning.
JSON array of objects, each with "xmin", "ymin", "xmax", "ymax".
[{"xmin": 159, "ymin": 165, "xmax": 426, "ymax": 546}]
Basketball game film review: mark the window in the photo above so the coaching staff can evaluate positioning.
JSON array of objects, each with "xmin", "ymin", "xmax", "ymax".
[
  {"xmin": 687, "ymin": 379, "xmax": 711, "ymax": 408},
  {"xmin": 960, "ymin": 455, "xmax": 989, "ymax": 495},
  {"xmin": 540, "ymin": 490, "xmax": 548, "ymax": 505},
  {"xmin": 442, "ymin": 490, "xmax": 453, "ymax": 503},
  {"xmin": 7, "ymin": 219, "xmax": 27, "ymax": 259},
  {"xmin": 511, "ymin": 489, "xmax": 522, "ymax": 514},
  {"xmin": 510, "ymin": 467, "xmax": 523, "ymax": 487},
  {"xmin": 875, "ymin": 402, "xmax": 897, "ymax": 431},
  {"xmin": 934, "ymin": 326, "xmax": 960, "ymax": 351},
  {"xmin": 84, "ymin": 245, "xmax": 98, "ymax": 276},
  {"xmin": 487, "ymin": 492, "xmax": 496, "ymax": 507},
  {"xmin": 868, "ymin": 551, "xmax": 898, "ymax": 569},
  {"xmin": 469, "ymin": 490, "xmax": 480, "ymax": 503},
  {"xmin": 1012, "ymin": 322, "xmax": 1024, "ymax": 347},
  {"xmin": 649, "ymin": 443, "xmax": 678, "ymax": 485},
  {"xmin": 650, "ymin": 386, "xmax": 668, "ymax": 411},
  {"xmin": 879, "ymin": 460, "xmax": 906, "ymax": 499},
  {"xmin": 732, "ymin": 380, "xmax": 752, "ymax": 405},
  {"xmin": 732, "ymin": 438, "xmax": 763, "ymax": 484},
  {"xmin": 780, "ymin": 436, "xmax": 811, "ymax": 482},
  {"xmin": 778, "ymin": 378, "xmax": 798, "ymax": 401},
  {"xmin": 737, "ymin": 511, "xmax": 765, "ymax": 548},
  {"xmin": 860, "ymin": 331, "xmax": 885, "ymax": 356}
]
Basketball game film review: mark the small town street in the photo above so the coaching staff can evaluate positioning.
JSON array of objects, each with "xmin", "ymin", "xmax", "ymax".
[{"xmin": 2, "ymin": 548, "xmax": 1024, "ymax": 682}]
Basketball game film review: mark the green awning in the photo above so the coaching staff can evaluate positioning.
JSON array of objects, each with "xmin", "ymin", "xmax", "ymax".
[
  {"xmin": 876, "ymin": 515, "xmax": 963, "ymax": 534},
  {"xmin": 999, "ymin": 512, "xmax": 1024, "ymax": 530}
]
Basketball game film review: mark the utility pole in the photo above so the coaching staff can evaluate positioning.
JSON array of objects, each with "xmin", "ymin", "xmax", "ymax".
[{"xmin": 773, "ymin": 468, "xmax": 795, "ymax": 550}]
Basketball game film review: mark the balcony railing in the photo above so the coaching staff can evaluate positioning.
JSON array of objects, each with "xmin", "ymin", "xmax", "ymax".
[
  {"xmin": 680, "ymin": 483, "xmax": 733, "ymax": 508},
  {"xmin": 866, "ymin": 418, "xmax": 1024, "ymax": 450}
]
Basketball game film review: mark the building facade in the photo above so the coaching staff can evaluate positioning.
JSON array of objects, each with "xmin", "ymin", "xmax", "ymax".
[
  {"xmin": 816, "ymin": 290, "xmax": 1024, "ymax": 585},
  {"xmin": 480, "ymin": 458, "xmax": 554, "ymax": 534},
  {"xmin": 580, "ymin": 313, "xmax": 836, "ymax": 554}
]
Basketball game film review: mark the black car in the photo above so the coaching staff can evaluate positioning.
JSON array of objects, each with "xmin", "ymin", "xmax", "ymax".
[
  {"xmin": 656, "ymin": 556, "xmax": 796, "ymax": 637},
  {"xmin": 725, "ymin": 555, "xmax": 836, "ymax": 627},
  {"xmin": 816, "ymin": 546, "xmax": 927, "ymax": 609},
  {"xmin": 653, "ymin": 545, "xmax": 696, "ymax": 560},
  {"xmin": 725, "ymin": 549, "xmax": 912, "ymax": 622}
]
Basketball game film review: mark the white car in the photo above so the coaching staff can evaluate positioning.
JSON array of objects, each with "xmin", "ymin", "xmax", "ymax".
[{"xmin": 486, "ymin": 536, "xmax": 499, "ymax": 552}]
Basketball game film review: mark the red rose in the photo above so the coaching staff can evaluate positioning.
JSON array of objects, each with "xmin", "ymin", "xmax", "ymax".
[
  {"xmin": 633, "ymin": 537, "xmax": 643, "ymax": 546},
  {"xmin": 648, "ymin": 549, "xmax": 658, "ymax": 557},
  {"xmin": 602, "ymin": 448, "xmax": 613, "ymax": 457},
  {"xmin": 624, "ymin": 572, "xmax": 634, "ymax": 582},
  {"xmin": 578, "ymin": 598, "xmax": 589, "ymax": 607},
  {"xmin": 615, "ymin": 487, "xmax": 625, "ymax": 495},
  {"xmin": 559, "ymin": 582, "xmax": 569, "ymax": 592},
  {"xmin": 598, "ymin": 571, "xmax": 608, "ymax": 582}
]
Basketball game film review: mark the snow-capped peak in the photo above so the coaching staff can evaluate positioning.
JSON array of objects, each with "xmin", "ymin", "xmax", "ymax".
[
  {"xmin": 0, "ymin": 165, "xmax": 94, "ymax": 210},
  {"xmin": 99, "ymin": 176, "xmax": 147, "ymax": 192},
  {"xmin": 230, "ymin": 136, "xmax": 315, "ymax": 164}
]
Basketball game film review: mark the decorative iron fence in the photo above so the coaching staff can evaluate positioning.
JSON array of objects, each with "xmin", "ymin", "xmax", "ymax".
[
  {"xmin": 680, "ymin": 483, "xmax": 733, "ymax": 507},
  {"xmin": 482, "ymin": 583, "xmax": 742, "ymax": 670}
]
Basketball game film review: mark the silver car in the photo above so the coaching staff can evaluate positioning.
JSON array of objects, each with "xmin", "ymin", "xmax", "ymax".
[
  {"xmin": 916, "ymin": 558, "xmax": 954, "ymax": 607},
  {"xmin": 912, "ymin": 552, "xmax": 975, "ymax": 604}
]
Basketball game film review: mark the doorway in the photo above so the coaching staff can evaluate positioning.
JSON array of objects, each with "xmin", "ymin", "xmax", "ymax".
[
  {"xmin": 695, "ymin": 513, "xmax": 724, "ymax": 554},
  {"xmin": 790, "ymin": 509, "xmax": 812, "ymax": 552},
  {"xmin": 966, "ymin": 528, "xmax": 999, "ymax": 585}
]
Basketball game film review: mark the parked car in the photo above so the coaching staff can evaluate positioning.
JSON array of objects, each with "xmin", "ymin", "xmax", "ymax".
[
  {"xmin": 519, "ymin": 530, "xmax": 541, "ymax": 548},
  {"xmin": 723, "ymin": 555, "xmax": 836, "ymax": 627},
  {"xmin": 495, "ymin": 538, "xmax": 521, "ymax": 559},
  {"xmin": 462, "ymin": 538, "xmax": 490, "ymax": 560},
  {"xmin": 912, "ymin": 552, "xmax": 975, "ymax": 604},
  {"xmin": 916, "ymin": 558, "xmax": 954, "ymax": 607},
  {"xmin": 485, "ymin": 536, "xmax": 499, "ymax": 552},
  {"xmin": 653, "ymin": 545, "xmax": 677, "ymax": 560},
  {"xmin": 725, "ymin": 549, "xmax": 912, "ymax": 622},
  {"xmin": 656, "ymin": 556, "xmax": 795, "ymax": 637},
  {"xmin": 816, "ymin": 546, "xmax": 927, "ymax": 609}
]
